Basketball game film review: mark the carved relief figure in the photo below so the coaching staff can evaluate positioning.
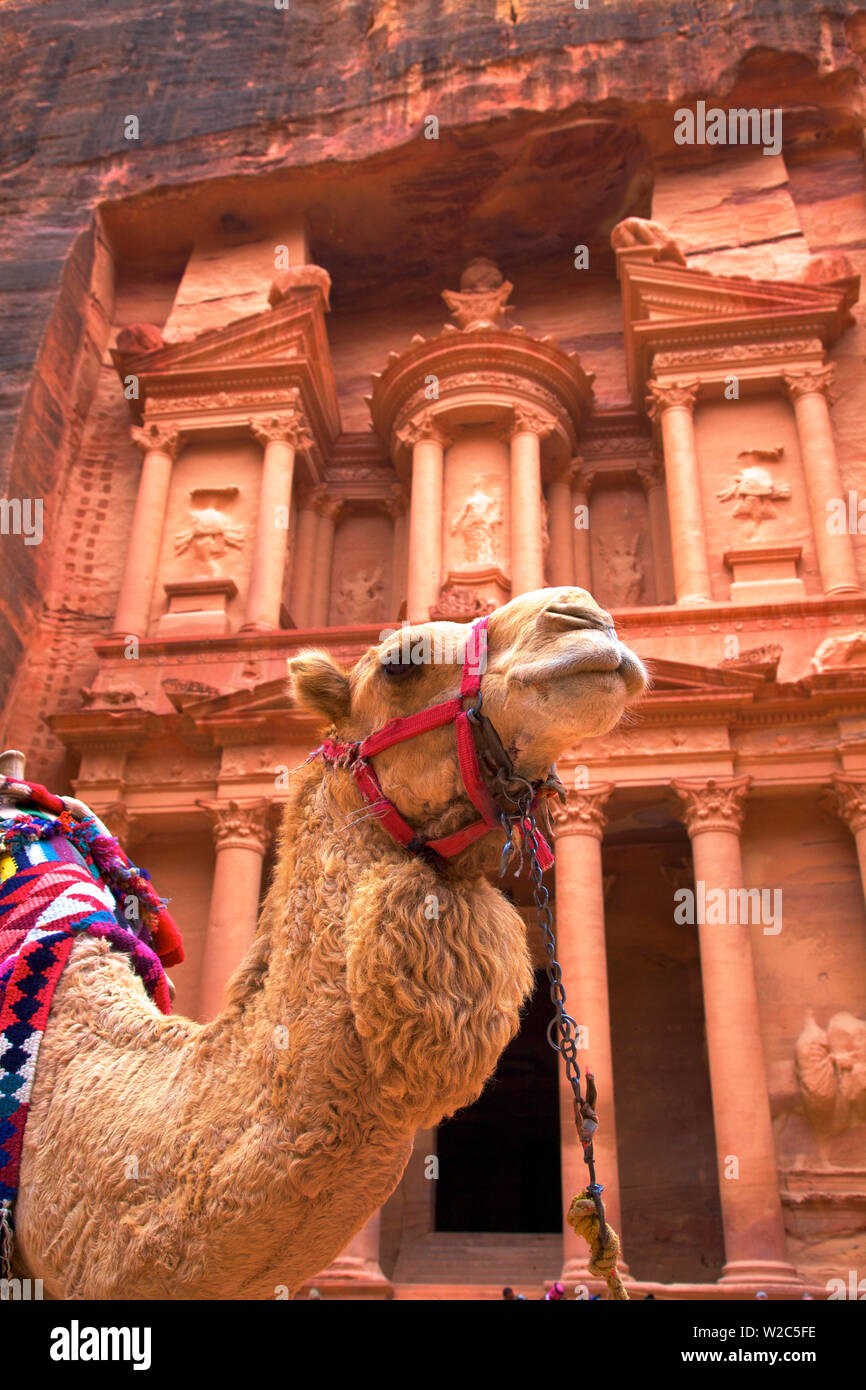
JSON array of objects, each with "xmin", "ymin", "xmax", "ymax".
[
  {"xmin": 716, "ymin": 446, "xmax": 790, "ymax": 535},
  {"xmin": 598, "ymin": 535, "xmax": 644, "ymax": 606},
  {"xmin": 429, "ymin": 584, "xmax": 496, "ymax": 622},
  {"xmin": 810, "ymin": 631, "xmax": 866, "ymax": 675},
  {"xmin": 336, "ymin": 567, "xmax": 385, "ymax": 623},
  {"xmin": 450, "ymin": 479, "xmax": 503, "ymax": 567},
  {"xmin": 796, "ymin": 1009, "xmax": 866, "ymax": 1136},
  {"xmin": 174, "ymin": 506, "xmax": 245, "ymax": 577},
  {"xmin": 610, "ymin": 217, "xmax": 687, "ymax": 266},
  {"xmin": 441, "ymin": 258, "xmax": 514, "ymax": 331}
]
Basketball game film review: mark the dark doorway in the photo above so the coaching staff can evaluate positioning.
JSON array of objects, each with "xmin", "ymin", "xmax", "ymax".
[{"xmin": 435, "ymin": 971, "xmax": 562, "ymax": 1233}]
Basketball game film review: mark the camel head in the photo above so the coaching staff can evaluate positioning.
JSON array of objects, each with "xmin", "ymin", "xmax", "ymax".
[{"xmin": 289, "ymin": 586, "xmax": 647, "ymax": 833}]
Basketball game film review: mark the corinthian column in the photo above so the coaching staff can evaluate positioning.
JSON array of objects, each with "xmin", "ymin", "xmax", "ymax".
[
  {"xmin": 308, "ymin": 494, "xmax": 345, "ymax": 629},
  {"xmin": 671, "ymin": 777, "xmax": 801, "ymax": 1288},
  {"xmin": 824, "ymin": 776, "xmax": 866, "ymax": 915},
  {"xmin": 636, "ymin": 457, "xmax": 675, "ymax": 605},
  {"xmin": 646, "ymin": 380, "xmax": 711, "ymax": 605},
  {"xmin": 546, "ymin": 463, "xmax": 575, "ymax": 587},
  {"xmin": 552, "ymin": 785, "xmax": 628, "ymax": 1283},
  {"xmin": 113, "ymin": 422, "xmax": 180, "ymax": 638},
  {"xmin": 288, "ymin": 485, "xmax": 321, "ymax": 629},
  {"xmin": 244, "ymin": 405, "xmax": 312, "ymax": 631},
  {"xmin": 385, "ymin": 484, "xmax": 410, "ymax": 618},
  {"xmin": 570, "ymin": 459, "xmax": 594, "ymax": 592},
  {"xmin": 509, "ymin": 407, "xmax": 553, "ymax": 596},
  {"xmin": 784, "ymin": 367, "xmax": 860, "ymax": 596},
  {"xmin": 198, "ymin": 799, "xmax": 271, "ymax": 1021},
  {"xmin": 401, "ymin": 413, "xmax": 449, "ymax": 623}
]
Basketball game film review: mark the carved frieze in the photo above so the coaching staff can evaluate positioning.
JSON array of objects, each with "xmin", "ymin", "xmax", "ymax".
[{"xmin": 653, "ymin": 339, "xmax": 823, "ymax": 370}]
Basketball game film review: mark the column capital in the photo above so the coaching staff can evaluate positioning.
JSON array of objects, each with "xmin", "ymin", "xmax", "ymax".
[
  {"xmin": 200, "ymin": 798, "xmax": 271, "ymax": 853},
  {"xmin": 552, "ymin": 783, "xmax": 614, "ymax": 841},
  {"xmin": 672, "ymin": 776, "xmax": 752, "ymax": 835},
  {"xmin": 130, "ymin": 421, "xmax": 181, "ymax": 460},
  {"xmin": 783, "ymin": 365, "xmax": 836, "ymax": 404},
  {"xmin": 397, "ymin": 411, "xmax": 453, "ymax": 451},
  {"xmin": 508, "ymin": 404, "xmax": 556, "ymax": 440},
  {"xmin": 568, "ymin": 456, "xmax": 600, "ymax": 494},
  {"xmin": 381, "ymin": 483, "xmax": 409, "ymax": 519},
  {"xmin": 635, "ymin": 456, "xmax": 666, "ymax": 493},
  {"xmin": 312, "ymin": 492, "xmax": 346, "ymax": 524},
  {"xmin": 249, "ymin": 407, "xmax": 312, "ymax": 451},
  {"xmin": 645, "ymin": 378, "xmax": 701, "ymax": 421},
  {"xmin": 824, "ymin": 775, "xmax": 866, "ymax": 834}
]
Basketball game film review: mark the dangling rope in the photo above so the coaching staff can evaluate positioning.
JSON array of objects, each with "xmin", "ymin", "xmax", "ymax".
[{"xmin": 511, "ymin": 791, "xmax": 629, "ymax": 1301}]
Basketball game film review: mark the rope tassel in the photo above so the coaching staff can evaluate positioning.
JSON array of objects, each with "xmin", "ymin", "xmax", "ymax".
[{"xmin": 566, "ymin": 1190, "xmax": 629, "ymax": 1300}]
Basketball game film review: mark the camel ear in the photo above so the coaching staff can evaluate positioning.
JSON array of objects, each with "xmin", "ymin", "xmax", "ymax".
[{"xmin": 288, "ymin": 651, "xmax": 351, "ymax": 725}]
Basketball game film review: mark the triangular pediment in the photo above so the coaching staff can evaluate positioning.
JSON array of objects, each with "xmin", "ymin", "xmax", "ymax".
[
  {"xmin": 112, "ymin": 289, "xmax": 341, "ymax": 445},
  {"xmin": 644, "ymin": 656, "xmax": 770, "ymax": 693},
  {"xmin": 626, "ymin": 259, "xmax": 856, "ymax": 326},
  {"xmin": 619, "ymin": 253, "xmax": 859, "ymax": 406},
  {"xmin": 115, "ymin": 294, "xmax": 320, "ymax": 375}
]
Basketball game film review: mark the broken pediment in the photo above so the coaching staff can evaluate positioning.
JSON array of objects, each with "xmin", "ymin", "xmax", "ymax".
[
  {"xmin": 613, "ymin": 224, "xmax": 859, "ymax": 407},
  {"xmin": 110, "ymin": 290, "xmax": 341, "ymax": 448}
]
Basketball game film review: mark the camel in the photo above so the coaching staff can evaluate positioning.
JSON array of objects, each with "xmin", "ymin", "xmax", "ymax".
[{"xmin": 11, "ymin": 585, "xmax": 646, "ymax": 1299}]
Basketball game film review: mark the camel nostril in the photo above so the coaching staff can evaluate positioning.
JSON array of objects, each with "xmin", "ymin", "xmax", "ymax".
[{"xmin": 544, "ymin": 602, "xmax": 614, "ymax": 633}]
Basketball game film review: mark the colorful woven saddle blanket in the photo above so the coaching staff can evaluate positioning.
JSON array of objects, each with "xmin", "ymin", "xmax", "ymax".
[{"xmin": 0, "ymin": 778, "xmax": 184, "ymax": 1278}]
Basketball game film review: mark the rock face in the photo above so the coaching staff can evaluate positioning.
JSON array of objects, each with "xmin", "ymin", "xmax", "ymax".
[{"xmin": 2, "ymin": 0, "xmax": 865, "ymax": 709}]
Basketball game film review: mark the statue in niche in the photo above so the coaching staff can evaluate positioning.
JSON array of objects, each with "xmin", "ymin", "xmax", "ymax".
[
  {"xmin": 716, "ymin": 446, "xmax": 790, "ymax": 535},
  {"xmin": 174, "ymin": 488, "xmax": 245, "ymax": 578},
  {"xmin": 795, "ymin": 1010, "xmax": 866, "ymax": 1137},
  {"xmin": 336, "ymin": 566, "xmax": 384, "ymax": 623},
  {"xmin": 450, "ymin": 479, "xmax": 503, "ymax": 567},
  {"xmin": 441, "ymin": 258, "xmax": 514, "ymax": 331},
  {"xmin": 598, "ymin": 534, "xmax": 644, "ymax": 606}
]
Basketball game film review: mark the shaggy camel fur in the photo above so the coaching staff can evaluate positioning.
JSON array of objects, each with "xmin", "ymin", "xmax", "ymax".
[{"xmin": 13, "ymin": 586, "xmax": 646, "ymax": 1299}]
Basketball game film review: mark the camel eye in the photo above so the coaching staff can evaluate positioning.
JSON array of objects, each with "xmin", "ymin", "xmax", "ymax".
[{"xmin": 379, "ymin": 655, "xmax": 419, "ymax": 682}]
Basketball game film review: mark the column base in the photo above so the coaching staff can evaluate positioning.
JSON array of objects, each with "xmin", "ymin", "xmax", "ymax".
[
  {"xmin": 676, "ymin": 593, "xmax": 713, "ymax": 606},
  {"xmin": 560, "ymin": 1256, "xmax": 632, "ymax": 1286},
  {"xmin": 824, "ymin": 584, "xmax": 863, "ymax": 597},
  {"xmin": 720, "ymin": 1259, "xmax": 804, "ymax": 1288},
  {"xmin": 299, "ymin": 1255, "xmax": 393, "ymax": 1300}
]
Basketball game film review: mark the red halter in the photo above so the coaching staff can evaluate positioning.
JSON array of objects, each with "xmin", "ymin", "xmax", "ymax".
[{"xmin": 315, "ymin": 615, "xmax": 555, "ymax": 869}]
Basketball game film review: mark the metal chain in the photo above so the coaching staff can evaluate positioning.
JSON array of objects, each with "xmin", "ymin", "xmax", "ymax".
[{"xmin": 516, "ymin": 792, "xmax": 610, "ymax": 1246}]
